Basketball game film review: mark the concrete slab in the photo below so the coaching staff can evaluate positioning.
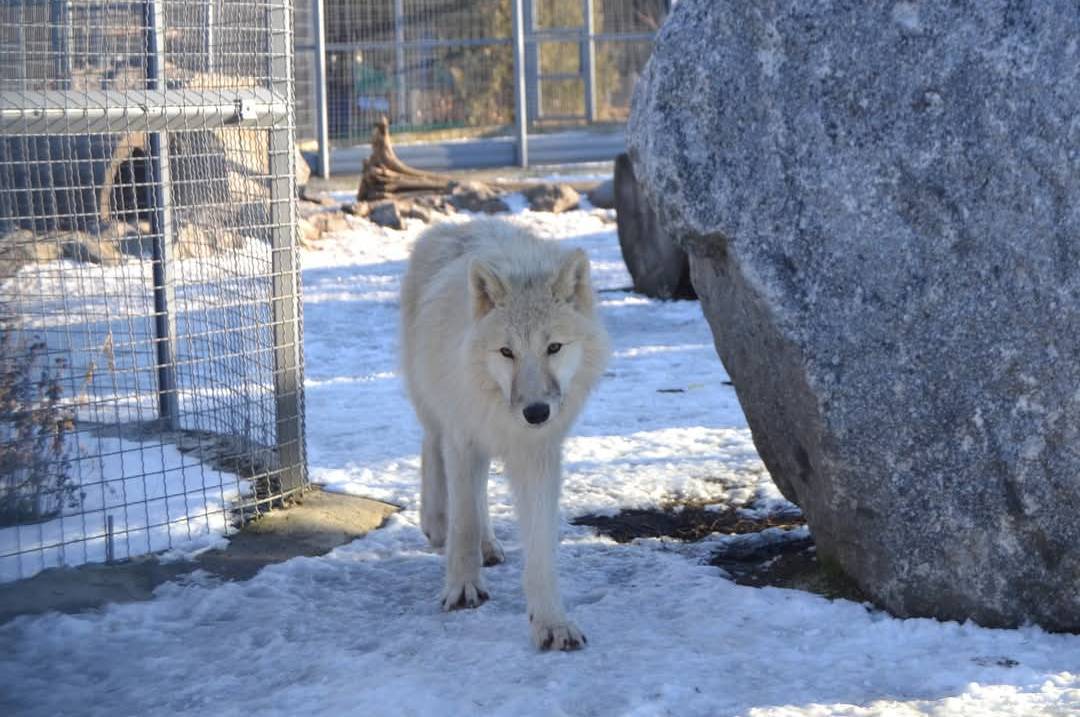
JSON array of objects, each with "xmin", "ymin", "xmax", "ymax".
[{"xmin": 0, "ymin": 487, "xmax": 397, "ymax": 623}]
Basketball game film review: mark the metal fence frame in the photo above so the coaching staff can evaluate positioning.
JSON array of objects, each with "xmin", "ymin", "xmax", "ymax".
[
  {"xmin": 1, "ymin": 0, "xmax": 307, "ymax": 581},
  {"xmin": 296, "ymin": 0, "xmax": 663, "ymax": 176}
]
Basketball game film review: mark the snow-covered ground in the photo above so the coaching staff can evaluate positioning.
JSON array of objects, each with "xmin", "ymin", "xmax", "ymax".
[
  {"xmin": 0, "ymin": 436, "xmax": 243, "ymax": 582},
  {"xmin": 2, "ymin": 203, "xmax": 1078, "ymax": 716},
  {"xmin": 0, "ymin": 247, "xmax": 266, "ymax": 582}
]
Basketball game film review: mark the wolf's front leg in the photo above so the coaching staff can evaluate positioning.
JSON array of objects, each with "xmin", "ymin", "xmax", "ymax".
[
  {"xmin": 441, "ymin": 436, "xmax": 491, "ymax": 610},
  {"xmin": 508, "ymin": 446, "xmax": 585, "ymax": 651}
]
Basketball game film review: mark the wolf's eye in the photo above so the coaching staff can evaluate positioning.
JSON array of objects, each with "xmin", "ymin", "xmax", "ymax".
[
  {"xmin": 499, "ymin": 347, "xmax": 514, "ymax": 359},
  {"xmin": 547, "ymin": 342, "xmax": 562, "ymax": 355}
]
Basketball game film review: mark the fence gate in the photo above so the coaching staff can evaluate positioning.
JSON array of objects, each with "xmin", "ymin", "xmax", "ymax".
[
  {"xmin": 0, "ymin": 0, "xmax": 306, "ymax": 582},
  {"xmin": 523, "ymin": 0, "xmax": 598, "ymax": 125}
]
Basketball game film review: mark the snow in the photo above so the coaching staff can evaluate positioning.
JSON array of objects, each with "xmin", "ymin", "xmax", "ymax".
[
  {"xmin": 2, "ymin": 205, "xmax": 1079, "ymax": 716},
  {"xmin": 0, "ymin": 436, "xmax": 247, "ymax": 582},
  {"xmin": 1, "ymin": 241, "xmax": 268, "ymax": 581}
]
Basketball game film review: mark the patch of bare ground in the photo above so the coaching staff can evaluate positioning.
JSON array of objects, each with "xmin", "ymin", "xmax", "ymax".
[{"xmin": 574, "ymin": 501, "xmax": 867, "ymax": 603}]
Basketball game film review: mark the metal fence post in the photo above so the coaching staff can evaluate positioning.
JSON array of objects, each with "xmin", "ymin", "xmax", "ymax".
[
  {"xmin": 523, "ymin": 0, "xmax": 539, "ymax": 123},
  {"xmin": 394, "ymin": 0, "xmax": 407, "ymax": 125},
  {"xmin": 268, "ymin": 0, "xmax": 306, "ymax": 494},
  {"xmin": 313, "ymin": 0, "xmax": 330, "ymax": 178},
  {"xmin": 582, "ymin": 0, "xmax": 597, "ymax": 122},
  {"xmin": 145, "ymin": 0, "xmax": 179, "ymax": 430},
  {"xmin": 205, "ymin": 0, "xmax": 215, "ymax": 74},
  {"xmin": 511, "ymin": 0, "xmax": 529, "ymax": 167}
]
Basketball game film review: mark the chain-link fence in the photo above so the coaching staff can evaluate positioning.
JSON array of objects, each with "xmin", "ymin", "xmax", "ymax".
[
  {"xmin": 0, "ymin": 0, "xmax": 306, "ymax": 582},
  {"xmin": 294, "ymin": 0, "xmax": 668, "ymax": 170}
]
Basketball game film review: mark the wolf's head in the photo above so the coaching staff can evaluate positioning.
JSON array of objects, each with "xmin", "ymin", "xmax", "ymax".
[{"xmin": 468, "ymin": 248, "xmax": 607, "ymax": 431}]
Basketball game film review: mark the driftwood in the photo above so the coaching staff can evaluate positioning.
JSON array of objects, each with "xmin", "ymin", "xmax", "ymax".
[
  {"xmin": 357, "ymin": 118, "xmax": 459, "ymax": 201},
  {"xmin": 355, "ymin": 117, "xmax": 607, "ymax": 219}
]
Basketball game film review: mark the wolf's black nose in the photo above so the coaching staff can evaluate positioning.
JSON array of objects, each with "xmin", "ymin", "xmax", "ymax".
[{"xmin": 523, "ymin": 403, "xmax": 550, "ymax": 425}]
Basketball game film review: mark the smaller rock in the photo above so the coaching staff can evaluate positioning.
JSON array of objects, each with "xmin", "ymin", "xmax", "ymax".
[
  {"xmin": 58, "ymin": 230, "xmax": 123, "ymax": 265},
  {"xmin": 448, "ymin": 181, "xmax": 510, "ymax": 214},
  {"xmin": 398, "ymin": 202, "xmax": 433, "ymax": 224},
  {"xmin": 309, "ymin": 211, "xmax": 352, "ymax": 235},
  {"xmin": 175, "ymin": 224, "xmax": 246, "ymax": 259},
  {"xmin": 111, "ymin": 223, "xmax": 155, "ymax": 257},
  {"xmin": 586, "ymin": 178, "xmax": 615, "ymax": 209},
  {"xmin": 412, "ymin": 194, "xmax": 456, "ymax": 215},
  {"xmin": 297, "ymin": 217, "xmax": 321, "ymax": 247},
  {"xmin": 342, "ymin": 201, "xmax": 371, "ymax": 218},
  {"xmin": 369, "ymin": 200, "xmax": 403, "ymax": 230},
  {"xmin": 522, "ymin": 183, "xmax": 579, "ymax": 213},
  {"xmin": 0, "ymin": 229, "xmax": 59, "ymax": 279}
]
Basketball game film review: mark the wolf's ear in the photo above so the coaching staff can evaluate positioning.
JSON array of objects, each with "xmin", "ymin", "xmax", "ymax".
[
  {"xmin": 469, "ymin": 259, "xmax": 508, "ymax": 318},
  {"xmin": 552, "ymin": 248, "xmax": 593, "ymax": 312}
]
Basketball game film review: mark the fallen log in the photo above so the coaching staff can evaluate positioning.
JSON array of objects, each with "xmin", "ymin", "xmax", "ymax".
[
  {"xmin": 357, "ymin": 118, "xmax": 457, "ymax": 201},
  {"xmin": 355, "ymin": 117, "xmax": 609, "ymax": 211}
]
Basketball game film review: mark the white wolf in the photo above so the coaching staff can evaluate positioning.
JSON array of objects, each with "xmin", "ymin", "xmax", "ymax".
[{"xmin": 400, "ymin": 217, "xmax": 609, "ymax": 651}]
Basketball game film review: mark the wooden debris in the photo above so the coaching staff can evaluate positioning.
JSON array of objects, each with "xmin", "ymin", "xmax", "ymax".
[{"xmin": 357, "ymin": 118, "xmax": 459, "ymax": 201}]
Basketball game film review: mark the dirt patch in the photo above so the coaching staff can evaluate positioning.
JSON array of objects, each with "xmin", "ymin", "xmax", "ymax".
[
  {"xmin": 711, "ymin": 538, "xmax": 868, "ymax": 603},
  {"xmin": 575, "ymin": 502, "xmax": 867, "ymax": 603},
  {"xmin": 573, "ymin": 504, "xmax": 804, "ymax": 543}
]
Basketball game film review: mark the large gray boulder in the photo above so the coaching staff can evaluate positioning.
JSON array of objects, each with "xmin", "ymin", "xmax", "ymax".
[{"xmin": 628, "ymin": 1, "xmax": 1080, "ymax": 631}]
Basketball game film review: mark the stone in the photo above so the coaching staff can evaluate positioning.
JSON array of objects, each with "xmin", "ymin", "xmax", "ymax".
[
  {"xmin": 112, "ymin": 223, "xmax": 155, "ymax": 257},
  {"xmin": 342, "ymin": 201, "xmax": 371, "ymax": 218},
  {"xmin": 297, "ymin": 216, "xmax": 322, "ymax": 247},
  {"xmin": 398, "ymin": 201, "xmax": 433, "ymax": 224},
  {"xmin": 0, "ymin": 229, "xmax": 60, "ymax": 279},
  {"xmin": 522, "ymin": 182, "xmax": 580, "ymax": 213},
  {"xmin": 628, "ymin": 1, "xmax": 1080, "ymax": 631},
  {"xmin": 174, "ymin": 224, "xmax": 245, "ymax": 259},
  {"xmin": 447, "ymin": 181, "xmax": 510, "ymax": 214},
  {"xmin": 57, "ymin": 230, "xmax": 123, "ymax": 265},
  {"xmin": 412, "ymin": 193, "xmax": 456, "ymax": 216},
  {"xmin": 613, "ymin": 153, "xmax": 695, "ymax": 300},
  {"xmin": 369, "ymin": 200, "xmax": 403, "ymax": 230},
  {"xmin": 586, "ymin": 178, "xmax": 615, "ymax": 209},
  {"xmin": 309, "ymin": 211, "xmax": 352, "ymax": 236}
]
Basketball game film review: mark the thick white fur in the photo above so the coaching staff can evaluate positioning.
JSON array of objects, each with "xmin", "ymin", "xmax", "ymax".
[{"xmin": 400, "ymin": 218, "xmax": 609, "ymax": 651}]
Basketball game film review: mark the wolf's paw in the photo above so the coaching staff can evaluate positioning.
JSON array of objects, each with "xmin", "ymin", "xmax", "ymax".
[
  {"xmin": 482, "ymin": 536, "xmax": 505, "ymax": 567},
  {"xmin": 441, "ymin": 576, "xmax": 490, "ymax": 611},
  {"xmin": 530, "ymin": 617, "xmax": 586, "ymax": 651},
  {"xmin": 422, "ymin": 511, "xmax": 447, "ymax": 549}
]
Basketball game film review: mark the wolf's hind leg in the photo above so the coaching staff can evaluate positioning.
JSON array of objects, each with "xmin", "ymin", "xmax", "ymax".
[
  {"xmin": 441, "ymin": 437, "xmax": 491, "ymax": 610},
  {"xmin": 479, "ymin": 472, "xmax": 505, "ymax": 566},
  {"xmin": 420, "ymin": 429, "xmax": 448, "ymax": 549}
]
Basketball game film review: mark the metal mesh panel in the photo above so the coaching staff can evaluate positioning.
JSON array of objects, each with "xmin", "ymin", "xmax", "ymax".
[
  {"xmin": 294, "ymin": 0, "xmax": 660, "ymax": 147},
  {"xmin": 0, "ymin": 0, "xmax": 306, "ymax": 581},
  {"xmin": 594, "ymin": 37, "xmax": 653, "ymax": 121},
  {"xmin": 594, "ymin": 0, "xmax": 667, "ymax": 34},
  {"xmin": 293, "ymin": 0, "xmax": 317, "ymax": 142}
]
